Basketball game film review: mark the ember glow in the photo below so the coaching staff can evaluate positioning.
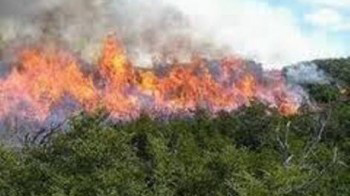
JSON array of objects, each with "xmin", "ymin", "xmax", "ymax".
[{"xmin": 0, "ymin": 34, "xmax": 300, "ymax": 125}]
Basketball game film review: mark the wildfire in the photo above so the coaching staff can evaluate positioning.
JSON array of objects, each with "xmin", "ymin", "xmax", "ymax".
[{"xmin": 0, "ymin": 34, "xmax": 300, "ymax": 124}]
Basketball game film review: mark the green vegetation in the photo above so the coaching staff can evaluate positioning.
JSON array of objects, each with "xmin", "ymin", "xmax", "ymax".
[
  {"xmin": 313, "ymin": 58, "xmax": 350, "ymax": 86},
  {"xmin": 0, "ymin": 58, "xmax": 350, "ymax": 196}
]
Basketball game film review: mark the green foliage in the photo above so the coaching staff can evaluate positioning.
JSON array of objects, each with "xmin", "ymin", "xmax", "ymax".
[
  {"xmin": 307, "ymin": 84, "xmax": 340, "ymax": 103},
  {"xmin": 0, "ymin": 102, "xmax": 349, "ymax": 196},
  {"xmin": 313, "ymin": 58, "xmax": 350, "ymax": 86},
  {"xmin": 1, "ymin": 58, "xmax": 350, "ymax": 195}
]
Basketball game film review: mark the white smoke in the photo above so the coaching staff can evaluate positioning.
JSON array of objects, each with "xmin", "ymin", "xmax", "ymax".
[
  {"xmin": 0, "ymin": 0, "xmax": 345, "ymax": 69},
  {"xmin": 285, "ymin": 63, "xmax": 330, "ymax": 85},
  {"xmin": 164, "ymin": 0, "xmax": 347, "ymax": 69}
]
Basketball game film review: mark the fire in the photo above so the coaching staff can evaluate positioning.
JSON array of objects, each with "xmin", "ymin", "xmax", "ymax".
[{"xmin": 0, "ymin": 34, "xmax": 300, "ymax": 124}]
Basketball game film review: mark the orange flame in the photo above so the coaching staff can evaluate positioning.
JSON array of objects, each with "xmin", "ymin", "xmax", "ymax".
[{"xmin": 0, "ymin": 34, "xmax": 300, "ymax": 123}]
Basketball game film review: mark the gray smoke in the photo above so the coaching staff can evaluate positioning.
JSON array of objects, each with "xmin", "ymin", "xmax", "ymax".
[
  {"xmin": 285, "ymin": 63, "xmax": 330, "ymax": 85},
  {"xmin": 0, "ymin": 0, "xmax": 225, "ymax": 66},
  {"xmin": 0, "ymin": 0, "xmax": 109, "ymax": 60}
]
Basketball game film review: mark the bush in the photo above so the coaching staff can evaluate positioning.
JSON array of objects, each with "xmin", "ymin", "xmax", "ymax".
[
  {"xmin": 0, "ymin": 103, "xmax": 349, "ymax": 196},
  {"xmin": 1, "ymin": 58, "xmax": 350, "ymax": 195}
]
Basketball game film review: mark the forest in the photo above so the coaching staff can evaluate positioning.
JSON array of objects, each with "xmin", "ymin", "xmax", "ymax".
[{"xmin": 0, "ymin": 57, "xmax": 349, "ymax": 196}]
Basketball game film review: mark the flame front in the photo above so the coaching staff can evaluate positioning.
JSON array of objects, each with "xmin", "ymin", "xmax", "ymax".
[{"xmin": 0, "ymin": 35, "xmax": 300, "ymax": 125}]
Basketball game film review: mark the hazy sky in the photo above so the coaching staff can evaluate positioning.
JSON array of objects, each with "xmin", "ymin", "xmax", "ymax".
[
  {"xmin": 0, "ymin": 0, "xmax": 348, "ymax": 69},
  {"xmin": 165, "ymin": 0, "xmax": 349, "ymax": 68}
]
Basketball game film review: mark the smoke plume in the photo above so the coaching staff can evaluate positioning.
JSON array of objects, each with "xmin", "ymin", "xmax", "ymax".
[
  {"xmin": 285, "ymin": 63, "xmax": 330, "ymax": 85},
  {"xmin": 0, "ymin": 0, "xmax": 226, "ymax": 67}
]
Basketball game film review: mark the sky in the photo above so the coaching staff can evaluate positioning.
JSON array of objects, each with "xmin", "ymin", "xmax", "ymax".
[{"xmin": 165, "ymin": 0, "xmax": 350, "ymax": 68}]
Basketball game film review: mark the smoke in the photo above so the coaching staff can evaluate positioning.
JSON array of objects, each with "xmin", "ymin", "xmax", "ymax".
[
  {"xmin": 164, "ymin": 0, "xmax": 347, "ymax": 69},
  {"xmin": 0, "ymin": 0, "xmax": 347, "ymax": 70},
  {"xmin": 0, "ymin": 0, "xmax": 228, "ymax": 67},
  {"xmin": 0, "ymin": 0, "xmax": 112, "ymax": 60},
  {"xmin": 285, "ymin": 63, "xmax": 330, "ymax": 85}
]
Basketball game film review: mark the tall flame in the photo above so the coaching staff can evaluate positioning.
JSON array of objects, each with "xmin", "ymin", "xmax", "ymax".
[{"xmin": 0, "ymin": 34, "xmax": 299, "ymax": 125}]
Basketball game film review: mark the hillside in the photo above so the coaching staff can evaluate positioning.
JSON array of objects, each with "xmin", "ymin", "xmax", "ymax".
[{"xmin": 0, "ymin": 58, "xmax": 349, "ymax": 196}]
